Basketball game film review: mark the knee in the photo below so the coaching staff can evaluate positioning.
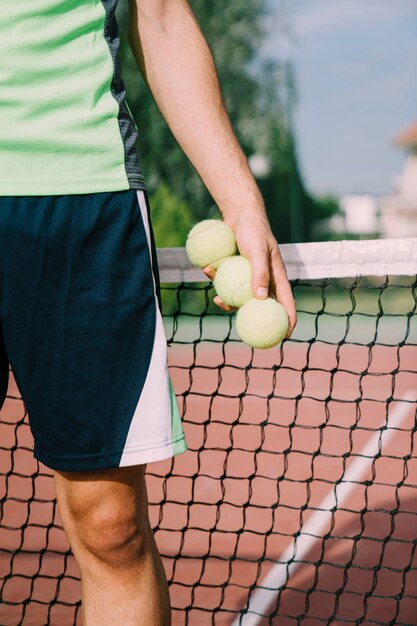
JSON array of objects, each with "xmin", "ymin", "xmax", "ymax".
[{"xmin": 75, "ymin": 507, "xmax": 150, "ymax": 566}]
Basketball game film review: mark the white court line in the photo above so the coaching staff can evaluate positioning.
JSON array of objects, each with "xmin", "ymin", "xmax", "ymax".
[{"xmin": 232, "ymin": 392, "xmax": 416, "ymax": 626}]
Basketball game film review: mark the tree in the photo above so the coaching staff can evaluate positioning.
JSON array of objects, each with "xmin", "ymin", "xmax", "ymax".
[
  {"xmin": 150, "ymin": 181, "xmax": 194, "ymax": 248},
  {"xmin": 117, "ymin": 0, "xmax": 338, "ymax": 246}
]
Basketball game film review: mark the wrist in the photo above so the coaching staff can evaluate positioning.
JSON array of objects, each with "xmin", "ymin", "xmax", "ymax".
[{"xmin": 218, "ymin": 188, "xmax": 268, "ymax": 228}]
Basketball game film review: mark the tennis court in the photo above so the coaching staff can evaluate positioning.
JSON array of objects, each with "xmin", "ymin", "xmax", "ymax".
[{"xmin": 1, "ymin": 239, "xmax": 416, "ymax": 625}]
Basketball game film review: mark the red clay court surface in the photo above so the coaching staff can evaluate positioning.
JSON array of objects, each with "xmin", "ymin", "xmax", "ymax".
[{"xmin": 0, "ymin": 339, "xmax": 416, "ymax": 626}]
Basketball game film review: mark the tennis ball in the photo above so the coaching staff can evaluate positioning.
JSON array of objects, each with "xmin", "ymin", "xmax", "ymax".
[
  {"xmin": 186, "ymin": 219, "xmax": 237, "ymax": 269},
  {"xmin": 213, "ymin": 255, "xmax": 254, "ymax": 308},
  {"xmin": 235, "ymin": 297, "xmax": 289, "ymax": 349}
]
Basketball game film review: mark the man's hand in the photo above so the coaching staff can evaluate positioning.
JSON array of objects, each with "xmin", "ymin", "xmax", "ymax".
[
  {"xmin": 128, "ymin": 0, "xmax": 296, "ymax": 337},
  {"xmin": 202, "ymin": 210, "xmax": 296, "ymax": 339}
]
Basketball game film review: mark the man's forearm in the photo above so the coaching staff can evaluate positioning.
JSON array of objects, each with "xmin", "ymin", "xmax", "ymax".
[{"xmin": 127, "ymin": 0, "xmax": 266, "ymax": 223}]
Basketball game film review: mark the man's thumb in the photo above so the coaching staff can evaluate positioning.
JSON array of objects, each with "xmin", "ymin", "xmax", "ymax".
[{"xmin": 250, "ymin": 256, "xmax": 270, "ymax": 299}]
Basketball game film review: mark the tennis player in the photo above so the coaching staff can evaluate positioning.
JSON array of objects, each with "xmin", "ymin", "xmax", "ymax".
[{"xmin": 0, "ymin": 0, "xmax": 296, "ymax": 623}]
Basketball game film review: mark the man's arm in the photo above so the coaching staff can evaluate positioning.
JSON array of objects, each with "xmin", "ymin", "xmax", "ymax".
[{"xmin": 127, "ymin": 0, "xmax": 296, "ymax": 335}]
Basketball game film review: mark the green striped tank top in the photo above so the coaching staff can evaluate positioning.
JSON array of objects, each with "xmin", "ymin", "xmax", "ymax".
[{"xmin": 0, "ymin": 0, "xmax": 146, "ymax": 195}]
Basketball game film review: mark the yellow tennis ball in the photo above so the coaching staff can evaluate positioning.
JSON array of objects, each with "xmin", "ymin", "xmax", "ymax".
[
  {"xmin": 235, "ymin": 297, "xmax": 289, "ymax": 349},
  {"xmin": 209, "ymin": 254, "xmax": 236, "ymax": 270},
  {"xmin": 213, "ymin": 255, "xmax": 254, "ymax": 308},
  {"xmin": 185, "ymin": 219, "xmax": 237, "ymax": 269}
]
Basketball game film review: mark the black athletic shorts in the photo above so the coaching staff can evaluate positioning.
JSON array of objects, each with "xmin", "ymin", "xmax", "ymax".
[{"xmin": 0, "ymin": 188, "xmax": 187, "ymax": 471}]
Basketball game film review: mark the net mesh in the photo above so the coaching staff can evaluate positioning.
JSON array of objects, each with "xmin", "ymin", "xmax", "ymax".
[{"xmin": 1, "ymin": 240, "xmax": 416, "ymax": 626}]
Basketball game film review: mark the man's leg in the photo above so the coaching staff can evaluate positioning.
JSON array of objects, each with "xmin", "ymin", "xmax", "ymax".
[{"xmin": 53, "ymin": 464, "xmax": 171, "ymax": 626}]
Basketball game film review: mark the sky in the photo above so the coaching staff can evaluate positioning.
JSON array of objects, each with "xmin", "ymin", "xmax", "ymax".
[{"xmin": 262, "ymin": 0, "xmax": 417, "ymax": 197}]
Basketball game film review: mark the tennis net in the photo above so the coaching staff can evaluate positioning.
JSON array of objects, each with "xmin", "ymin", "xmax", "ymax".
[{"xmin": 1, "ymin": 237, "xmax": 417, "ymax": 626}]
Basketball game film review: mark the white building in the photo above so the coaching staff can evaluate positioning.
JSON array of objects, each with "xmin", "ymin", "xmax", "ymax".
[
  {"xmin": 313, "ymin": 194, "xmax": 380, "ymax": 239},
  {"xmin": 340, "ymin": 194, "xmax": 379, "ymax": 235},
  {"xmin": 380, "ymin": 121, "xmax": 417, "ymax": 238}
]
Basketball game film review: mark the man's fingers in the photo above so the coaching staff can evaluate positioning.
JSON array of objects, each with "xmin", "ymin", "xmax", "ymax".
[
  {"xmin": 213, "ymin": 295, "xmax": 237, "ymax": 312},
  {"xmin": 203, "ymin": 266, "xmax": 216, "ymax": 280}
]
